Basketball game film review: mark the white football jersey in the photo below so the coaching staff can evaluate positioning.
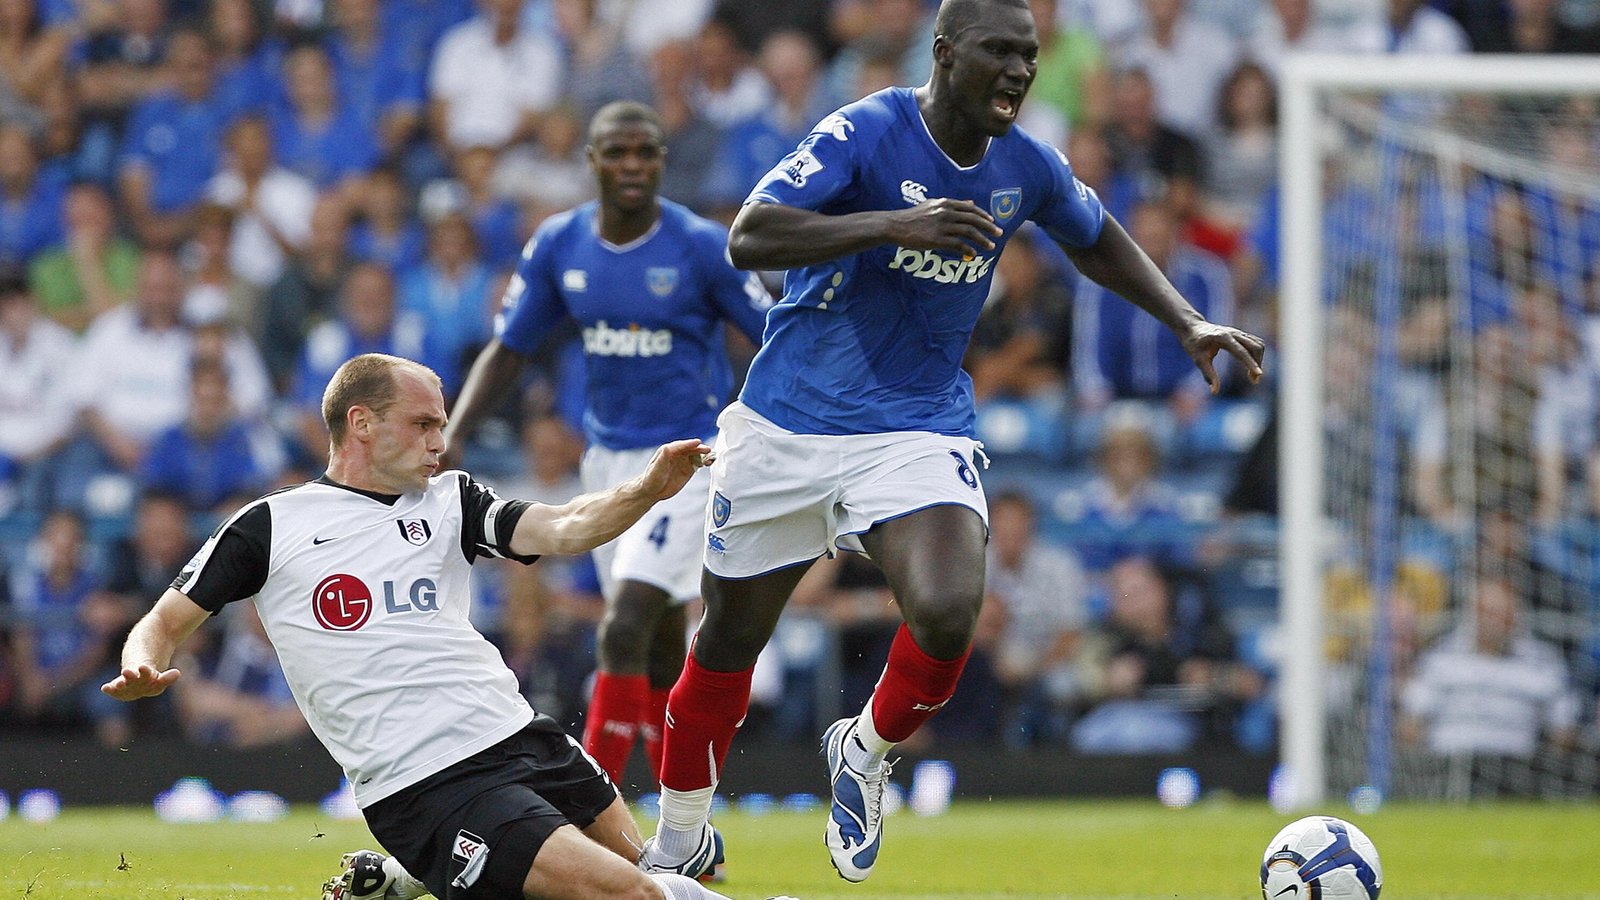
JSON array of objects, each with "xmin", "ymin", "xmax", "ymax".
[{"xmin": 174, "ymin": 472, "xmax": 539, "ymax": 806}]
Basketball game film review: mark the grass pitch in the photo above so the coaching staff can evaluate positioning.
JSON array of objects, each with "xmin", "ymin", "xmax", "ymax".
[{"xmin": 0, "ymin": 799, "xmax": 1595, "ymax": 899}]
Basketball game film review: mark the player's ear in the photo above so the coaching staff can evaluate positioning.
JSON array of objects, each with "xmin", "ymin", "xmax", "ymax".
[{"xmin": 932, "ymin": 34, "xmax": 954, "ymax": 68}]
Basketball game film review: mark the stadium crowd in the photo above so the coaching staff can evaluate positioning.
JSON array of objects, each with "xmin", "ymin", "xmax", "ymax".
[{"xmin": 0, "ymin": 0, "xmax": 1598, "ymax": 780}]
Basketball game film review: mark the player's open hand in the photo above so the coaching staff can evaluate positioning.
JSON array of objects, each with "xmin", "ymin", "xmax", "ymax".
[
  {"xmin": 886, "ymin": 198, "xmax": 1005, "ymax": 259},
  {"xmin": 1180, "ymin": 322, "xmax": 1267, "ymax": 393},
  {"xmin": 101, "ymin": 663, "xmax": 181, "ymax": 701},
  {"xmin": 636, "ymin": 438, "xmax": 715, "ymax": 502}
]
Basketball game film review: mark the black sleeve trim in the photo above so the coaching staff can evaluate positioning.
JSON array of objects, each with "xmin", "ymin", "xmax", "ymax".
[
  {"xmin": 174, "ymin": 503, "xmax": 271, "ymax": 612},
  {"xmin": 458, "ymin": 473, "xmax": 540, "ymax": 565}
]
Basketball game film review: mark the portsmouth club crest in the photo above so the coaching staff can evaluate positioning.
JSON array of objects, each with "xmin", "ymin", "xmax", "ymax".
[
  {"xmin": 397, "ymin": 518, "xmax": 433, "ymax": 546},
  {"xmin": 711, "ymin": 491, "xmax": 731, "ymax": 528},
  {"xmin": 646, "ymin": 266, "xmax": 679, "ymax": 298},
  {"xmin": 990, "ymin": 188, "xmax": 1021, "ymax": 222}
]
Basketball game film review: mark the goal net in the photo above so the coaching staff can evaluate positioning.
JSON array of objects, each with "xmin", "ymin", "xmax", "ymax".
[{"xmin": 1279, "ymin": 56, "xmax": 1600, "ymax": 805}]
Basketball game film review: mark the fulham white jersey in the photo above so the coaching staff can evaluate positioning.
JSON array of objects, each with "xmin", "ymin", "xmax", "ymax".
[{"xmin": 173, "ymin": 472, "xmax": 540, "ymax": 806}]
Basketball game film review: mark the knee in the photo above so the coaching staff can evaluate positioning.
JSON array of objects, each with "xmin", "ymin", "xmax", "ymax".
[
  {"xmin": 906, "ymin": 590, "xmax": 982, "ymax": 659},
  {"xmin": 597, "ymin": 610, "xmax": 652, "ymax": 670}
]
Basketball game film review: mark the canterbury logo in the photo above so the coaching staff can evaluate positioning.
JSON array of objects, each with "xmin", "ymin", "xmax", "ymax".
[{"xmin": 888, "ymin": 247, "xmax": 994, "ymax": 284}]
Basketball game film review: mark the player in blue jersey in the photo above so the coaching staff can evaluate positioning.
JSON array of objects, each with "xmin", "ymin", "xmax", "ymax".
[
  {"xmin": 639, "ymin": 0, "xmax": 1267, "ymax": 884},
  {"xmin": 445, "ymin": 101, "xmax": 772, "ymax": 793}
]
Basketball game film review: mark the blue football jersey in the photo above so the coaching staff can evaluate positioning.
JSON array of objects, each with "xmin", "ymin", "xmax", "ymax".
[
  {"xmin": 739, "ymin": 87, "xmax": 1105, "ymax": 437},
  {"xmin": 497, "ymin": 199, "xmax": 772, "ymax": 450}
]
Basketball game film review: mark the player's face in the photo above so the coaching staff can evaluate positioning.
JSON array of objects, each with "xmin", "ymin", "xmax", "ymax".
[
  {"xmin": 940, "ymin": 4, "xmax": 1039, "ymax": 137},
  {"xmin": 367, "ymin": 371, "xmax": 447, "ymax": 495},
  {"xmin": 588, "ymin": 123, "xmax": 664, "ymax": 215}
]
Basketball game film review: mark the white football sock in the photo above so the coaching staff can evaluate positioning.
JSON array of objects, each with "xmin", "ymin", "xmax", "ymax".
[
  {"xmin": 648, "ymin": 872, "xmax": 733, "ymax": 900},
  {"xmin": 846, "ymin": 704, "xmax": 893, "ymax": 772},
  {"xmin": 655, "ymin": 785, "xmax": 715, "ymax": 859}
]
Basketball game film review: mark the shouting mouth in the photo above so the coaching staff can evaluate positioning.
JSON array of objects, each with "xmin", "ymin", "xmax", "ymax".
[{"xmin": 992, "ymin": 89, "xmax": 1022, "ymax": 121}]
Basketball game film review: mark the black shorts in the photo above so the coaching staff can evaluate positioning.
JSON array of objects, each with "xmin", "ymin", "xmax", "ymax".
[{"xmin": 362, "ymin": 715, "xmax": 619, "ymax": 899}]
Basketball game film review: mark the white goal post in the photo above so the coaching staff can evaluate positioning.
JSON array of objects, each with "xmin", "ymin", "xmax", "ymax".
[{"xmin": 1278, "ymin": 54, "xmax": 1600, "ymax": 808}]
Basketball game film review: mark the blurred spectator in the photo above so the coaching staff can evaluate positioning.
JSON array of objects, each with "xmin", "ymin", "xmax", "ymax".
[
  {"xmin": 348, "ymin": 166, "xmax": 426, "ymax": 272},
  {"xmin": 1073, "ymin": 199, "xmax": 1233, "ymax": 418},
  {"xmin": 182, "ymin": 204, "xmax": 259, "ymax": 333},
  {"xmin": 1464, "ymin": 0, "xmax": 1600, "ymax": 53},
  {"xmin": 1117, "ymin": 0, "xmax": 1239, "ymax": 140},
  {"xmin": 1247, "ymin": 0, "xmax": 1364, "ymax": 78},
  {"xmin": 1201, "ymin": 61, "xmax": 1276, "ymax": 232},
  {"xmin": 288, "ymin": 261, "xmax": 429, "ymax": 464},
  {"xmin": 70, "ymin": 251, "xmax": 193, "ymax": 478},
  {"xmin": 965, "ymin": 227, "xmax": 1073, "ymax": 403},
  {"xmin": 985, "ymin": 490, "xmax": 1092, "ymax": 747},
  {"xmin": 0, "ymin": 120, "xmax": 68, "ymax": 267},
  {"xmin": 823, "ymin": 0, "xmax": 933, "ymax": 106},
  {"xmin": 398, "ymin": 211, "xmax": 495, "ymax": 395},
  {"xmin": 607, "ymin": 0, "xmax": 713, "ymax": 60},
  {"xmin": 710, "ymin": 0, "xmax": 833, "ymax": 58},
  {"xmin": 172, "ymin": 602, "xmax": 308, "ymax": 748},
  {"xmin": 204, "ymin": 115, "xmax": 316, "ymax": 292},
  {"xmin": 75, "ymin": 0, "xmax": 172, "ymax": 131},
  {"xmin": 647, "ymin": 41, "xmax": 723, "ymax": 214},
  {"xmin": 8, "ymin": 509, "xmax": 131, "ymax": 745},
  {"xmin": 1530, "ymin": 291, "xmax": 1596, "ymax": 523},
  {"xmin": 0, "ymin": 0, "xmax": 70, "ymax": 109},
  {"xmin": 1102, "ymin": 67, "xmax": 1201, "ymax": 218},
  {"xmin": 116, "ymin": 28, "xmax": 233, "ymax": 249},
  {"xmin": 1027, "ymin": 0, "xmax": 1110, "ymax": 136},
  {"xmin": 495, "ymin": 106, "xmax": 593, "ymax": 226},
  {"xmin": 705, "ymin": 30, "xmax": 831, "ymax": 217},
  {"xmin": 1401, "ymin": 576, "xmax": 1579, "ymax": 757},
  {"xmin": 552, "ymin": 0, "xmax": 653, "ymax": 123},
  {"xmin": 453, "ymin": 144, "xmax": 525, "ymax": 268},
  {"xmin": 104, "ymin": 490, "xmax": 199, "ymax": 603},
  {"xmin": 29, "ymin": 182, "xmax": 141, "ymax": 332},
  {"xmin": 0, "ymin": 268, "xmax": 78, "ymax": 514},
  {"xmin": 1065, "ymin": 126, "xmax": 1137, "ymax": 225},
  {"xmin": 208, "ymin": 0, "xmax": 284, "ymax": 118},
  {"xmin": 261, "ymin": 194, "xmax": 352, "ymax": 383},
  {"xmin": 1060, "ymin": 408, "xmax": 1189, "ymax": 573},
  {"xmin": 1350, "ymin": 0, "xmax": 1471, "ymax": 54},
  {"xmin": 138, "ymin": 357, "xmax": 273, "ymax": 514},
  {"xmin": 325, "ymin": 0, "xmax": 427, "ymax": 162},
  {"xmin": 1070, "ymin": 556, "xmax": 1260, "ymax": 753},
  {"xmin": 428, "ymin": 0, "xmax": 562, "ymax": 156},
  {"xmin": 269, "ymin": 42, "xmax": 380, "ymax": 198},
  {"xmin": 685, "ymin": 18, "xmax": 770, "ymax": 129}
]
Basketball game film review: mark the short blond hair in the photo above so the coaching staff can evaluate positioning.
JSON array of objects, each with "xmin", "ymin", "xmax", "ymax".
[{"xmin": 321, "ymin": 354, "xmax": 442, "ymax": 445}]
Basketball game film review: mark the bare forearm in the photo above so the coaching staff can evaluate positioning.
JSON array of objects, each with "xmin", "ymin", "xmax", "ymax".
[
  {"xmin": 121, "ymin": 612, "xmax": 183, "ymax": 673},
  {"xmin": 1064, "ymin": 216, "xmax": 1205, "ymax": 337},
  {"xmin": 728, "ymin": 202, "xmax": 899, "ymax": 270},
  {"xmin": 512, "ymin": 478, "xmax": 656, "ymax": 557}
]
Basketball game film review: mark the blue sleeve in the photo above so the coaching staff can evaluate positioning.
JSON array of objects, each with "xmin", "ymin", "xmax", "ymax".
[
  {"xmin": 494, "ymin": 230, "xmax": 568, "ymax": 356},
  {"xmin": 1029, "ymin": 141, "xmax": 1106, "ymax": 249},
  {"xmin": 697, "ymin": 225, "xmax": 771, "ymax": 343},
  {"xmin": 744, "ymin": 111, "xmax": 861, "ymax": 211},
  {"xmin": 118, "ymin": 102, "xmax": 156, "ymax": 172}
]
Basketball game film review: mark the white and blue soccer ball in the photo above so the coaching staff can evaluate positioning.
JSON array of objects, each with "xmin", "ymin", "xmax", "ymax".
[{"xmin": 1260, "ymin": 815, "xmax": 1382, "ymax": 900}]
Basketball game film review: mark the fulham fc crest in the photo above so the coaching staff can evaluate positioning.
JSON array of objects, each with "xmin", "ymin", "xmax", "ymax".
[{"xmin": 397, "ymin": 518, "xmax": 433, "ymax": 546}]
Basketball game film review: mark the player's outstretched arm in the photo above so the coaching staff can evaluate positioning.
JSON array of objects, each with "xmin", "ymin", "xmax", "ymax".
[
  {"xmin": 1062, "ymin": 215, "xmax": 1266, "ymax": 392},
  {"xmin": 101, "ymin": 589, "xmax": 211, "ymax": 701},
  {"xmin": 728, "ymin": 199, "xmax": 1004, "ymax": 271},
  {"xmin": 509, "ymin": 439, "xmax": 714, "ymax": 557},
  {"xmin": 442, "ymin": 339, "xmax": 529, "ymax": 468}
]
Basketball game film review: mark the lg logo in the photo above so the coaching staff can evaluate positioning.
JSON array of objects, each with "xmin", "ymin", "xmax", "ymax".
[{"xmin": 311, "ymin": 574, "xmax": 441, "ymax": 631}]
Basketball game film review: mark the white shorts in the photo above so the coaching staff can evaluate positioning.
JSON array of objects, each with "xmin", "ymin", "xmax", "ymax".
[
  {"xmin": 581, "ymin": 443, "xmax": 712, "ymax": 603},
  {"xmin": 703, "ymin": 401, "xmax": 989, "ymax": 579}
]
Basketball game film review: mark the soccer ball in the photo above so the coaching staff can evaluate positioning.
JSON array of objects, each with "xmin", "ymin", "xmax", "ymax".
[{"xmin": 1260, "ymin": 815, "xmax": 1383, "ymax": 900}]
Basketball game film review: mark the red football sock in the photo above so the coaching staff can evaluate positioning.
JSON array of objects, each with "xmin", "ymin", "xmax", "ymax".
[
  {"xmin": 642, "ymin": 686, "xmax": 671, "ymax": 784},
  {"xmin": 583, "ymin": 672, "xmax": 647, "ymax": 786},
  {"xmin": 868, "ymin": 624, "xmax": 971, "ymax": 743},
  {"xmin": 658, "ymin": 654, "xmax": 752, "ymax": 792}
]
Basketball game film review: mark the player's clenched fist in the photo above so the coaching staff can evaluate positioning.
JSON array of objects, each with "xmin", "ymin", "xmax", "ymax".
[
  {"xmin": 885, "ymin": 197, "xmax": 1005, "ymax": 258},
  {"xmin": 635, "ymin": 439, "xmax": 715, "ymax": 502}
]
